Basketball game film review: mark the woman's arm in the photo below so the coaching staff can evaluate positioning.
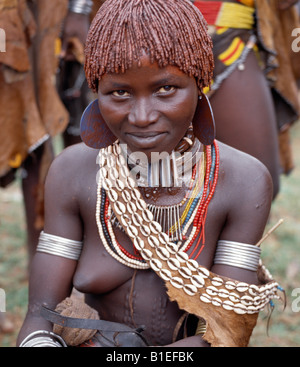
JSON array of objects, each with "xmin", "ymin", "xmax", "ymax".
[
  {"xmin": 17, "ymin": 148, "xmax": 84, "ymax": 346},
  {"xmin": 164, "ymin": 146, "xmax": 274, "ymax": 347},
  {"xmin": 211, "ymin": 147, "xmax": 273, "ymax": 285}
]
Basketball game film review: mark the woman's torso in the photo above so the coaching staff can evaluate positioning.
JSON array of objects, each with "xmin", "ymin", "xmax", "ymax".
[{"xmin": 66, "ymin": 142, "xmax": 229, "ymax": 345}]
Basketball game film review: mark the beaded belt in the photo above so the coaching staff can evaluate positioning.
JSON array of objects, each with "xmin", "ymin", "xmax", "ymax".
[{"xmin": 194, "ymin": 1, "xmax": 255, "ymax": 29}]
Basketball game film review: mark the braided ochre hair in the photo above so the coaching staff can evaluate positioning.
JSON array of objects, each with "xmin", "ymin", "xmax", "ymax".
[{"xmin": 85, "ymin": 0, "xmax": 214, "ymax": 93}]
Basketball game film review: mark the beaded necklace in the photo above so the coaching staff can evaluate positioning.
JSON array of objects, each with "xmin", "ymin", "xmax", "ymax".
[
  {"xmin": 96, "ymin": 140, "xmax": 219, "ymax": 269},
  {"xmin": 95, "ymin": 139, "xmax": 281, "ymax": 324}
]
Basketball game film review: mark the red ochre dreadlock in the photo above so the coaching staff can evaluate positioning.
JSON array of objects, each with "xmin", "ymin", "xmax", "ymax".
[{"xmin": 84, "ymin": 0, "xmax": 214, "ymax": 93}]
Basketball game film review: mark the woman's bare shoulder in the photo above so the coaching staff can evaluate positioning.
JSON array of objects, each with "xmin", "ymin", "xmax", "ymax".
[
  {"xmin": 218, "ymin": 140, "xmax": 273, "ymax": 190},
  {"xmin": 47, "ymin": 143, "xmax": 98, "ymax": 181},
  {"xmin": 215, "ymin": 141, "xmax": 273, "ymax": 244},
  {"xmin": 45, "ymin": 143, "xmax": 99, "ymax": 199},
  {"xmin": 217, "ymin": 140, "xmax": 273, "ymax": 210},
  {"xmin": 51, "ymin": 143, "xmax": 98, "ymax": 169}
]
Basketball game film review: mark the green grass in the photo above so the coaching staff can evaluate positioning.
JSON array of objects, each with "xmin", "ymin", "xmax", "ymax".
[
  {"xmin": 1, "ymin": 124, "xmax": 300, "ymax": 347},
  {"xmin": 0, "ymin": 182, "xmax": 27, "ymax": 347}
]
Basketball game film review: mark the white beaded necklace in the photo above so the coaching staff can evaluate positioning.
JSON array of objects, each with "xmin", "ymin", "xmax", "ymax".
[{"xmin": 95, "ymin": 140, "xmax": 205, "ymax": 269}]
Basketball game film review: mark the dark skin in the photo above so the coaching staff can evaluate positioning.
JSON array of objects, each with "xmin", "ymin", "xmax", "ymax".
[
  {"xmin": 22, "ymin": 145, "xmax": 46, "ymax": 267},
  {"xmin": 197, "ymin": 0, "xmax": 300, "ymax": 199},
  {"xmin": 210, "ymin": 51, "xmax": 281, "ymax": 199},
  {"xmin": 17, "ymin": 55, "xmax": 273, "ymax": 347}
]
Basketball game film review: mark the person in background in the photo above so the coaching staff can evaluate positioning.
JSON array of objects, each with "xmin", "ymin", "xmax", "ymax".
[
  {"xmin": 0, "ymin": 0, "xmax": 92, "ymax": 333},
  {"xmin": 192, "ymin": 0, "xmax": 300, "ymax": 200}
]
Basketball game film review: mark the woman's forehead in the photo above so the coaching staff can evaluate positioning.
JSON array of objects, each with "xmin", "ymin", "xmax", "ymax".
[{"xmin": 99, "ymin": 53, "xmax": 195, "ymax": 84}]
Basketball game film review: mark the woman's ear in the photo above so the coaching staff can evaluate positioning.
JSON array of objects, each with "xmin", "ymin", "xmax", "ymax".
[
  {"xmin": 192, "ymin": 94, "xmax": 216, "ymax": 146},
  {"xmin": 80, "ymin": 99, "xmax": 116, "ymax": 149}
]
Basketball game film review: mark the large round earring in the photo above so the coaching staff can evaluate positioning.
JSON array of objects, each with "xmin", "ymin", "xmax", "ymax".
[
  {"xmin": 192, "ymin": 93, "xmax": 216, "ymax": 146},
  {"xmin": 80, "ymin": 99, "xmax": 116, "ymax": 149}
]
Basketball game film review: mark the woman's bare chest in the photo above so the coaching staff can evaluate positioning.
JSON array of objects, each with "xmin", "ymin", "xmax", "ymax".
[{"xmin": 73, "ymin": 148, "xmax": 227, "ymax": 296}]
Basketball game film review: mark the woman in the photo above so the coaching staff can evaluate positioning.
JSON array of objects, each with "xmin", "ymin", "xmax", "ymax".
[{"xmin": 17, "ymin": 0, "xmax": 281, "ymax": 347}]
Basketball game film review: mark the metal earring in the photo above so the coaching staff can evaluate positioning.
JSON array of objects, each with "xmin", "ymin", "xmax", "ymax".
[
  {"xmin": 192, "ymin": 94, "xmax": 216, "ymax": 146},
  {"xmin": 80, "ymin": 99, "xmax": 116, "ymax": 149}
]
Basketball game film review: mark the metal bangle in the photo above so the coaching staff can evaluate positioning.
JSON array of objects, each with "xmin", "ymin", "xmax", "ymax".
[
  {"xmin": 37, "ymin": 231, "xmax": 83, "ymax": 261},
  {"xmin": 68, "ymin": 0, "xmax": 93, "ymax": 15},
  {"xmin": 214, "ymin": 240, "xmax": 261, "ymax": 272},
  {"xmin": 195, "ymin": 318, "xmax": 206, "ymax": 336},
  {"xmin": 19, "ymin": 330, "xmax": 67, "ymax": 347}
]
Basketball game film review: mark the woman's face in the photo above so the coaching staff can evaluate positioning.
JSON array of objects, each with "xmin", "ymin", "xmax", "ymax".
[{"xmin": 97, "ymin": 54, "xmax": 199, "ymax": 158}]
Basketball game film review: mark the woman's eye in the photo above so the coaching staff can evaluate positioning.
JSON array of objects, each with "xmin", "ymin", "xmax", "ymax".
[
  {"xmin": 112, "ymin": 90, "xmax": 130, "ymax": 97},
  {"xmin": 157, "ymin": 85, "xmax": 175, "ymax": 94}
]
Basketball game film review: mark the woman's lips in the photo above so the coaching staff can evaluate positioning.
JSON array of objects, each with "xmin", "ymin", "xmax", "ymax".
[{"xmin": 125, "ymin": 131, "xmax": 168, "ymax": 149}]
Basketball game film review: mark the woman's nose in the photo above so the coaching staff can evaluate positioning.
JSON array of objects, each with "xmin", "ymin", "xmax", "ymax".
[{"xmin": 128, "ymin": 97, "xmax": 159, "ymax": 127}]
